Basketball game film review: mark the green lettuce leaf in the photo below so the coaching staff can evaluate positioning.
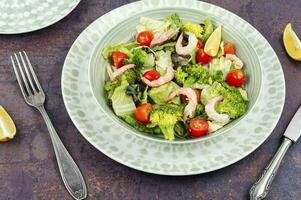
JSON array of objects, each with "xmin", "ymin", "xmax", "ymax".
[
  {"xmin": 111, "ymin": 78, "xmax": 136, "ymax": 117},
  {"xmin": 136, "ymin": 17, "xmax": 169, "ymax": 33},
  {"xmin": 148, "ymin": 81, "xmax": 180, "ymax": 105},
  {"xmin": 155, "ymin": 50, "xmax": 173, "ymax": 75},
  {"xmin": 201, "ymin": 18, "xmax": 214, "ymax": 43},
  {"xmin": 209, "ymin": 56, "xmax": 232, "ymax": 78},
  {"xmin": 102, "ymin": 42, "xmax": 138, "ymax": 60},
  {"xmin": 164, "ymin": 13, "xmax": 183, "ymax": 30}
]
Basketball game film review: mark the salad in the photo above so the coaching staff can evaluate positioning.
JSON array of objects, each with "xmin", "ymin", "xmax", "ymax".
[{"xmin": 102, "ymin": 13, "xmax": 248, "ymax": 141}]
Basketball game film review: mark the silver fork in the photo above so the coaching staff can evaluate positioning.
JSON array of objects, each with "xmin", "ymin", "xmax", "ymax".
[{"xmin": 11, "ymin": 51, "xmax": 87, "ymax": 200}]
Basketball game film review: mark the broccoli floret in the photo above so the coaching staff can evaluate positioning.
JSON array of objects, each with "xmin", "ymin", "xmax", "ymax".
[
  {"xmin": 216, "ymin": 86, "xmax": 248, "ymax": 119},
  {"xmin": 174, "ymin": 67, "xmax": 188, "ymax": 86},
  {"xmin": 131, "ymin": 48, "xmax": 148, "ymax": 67},
  {"xmin": 185, "ymin": 64, "xmax": 209, "ymax": 77},
  {"xmin": 123, "ymin": 68, "xmax": 137, "ymax": 85},
  {"xmin": 124, "ymin": 48, "xmax": 149, "ymax": 66},
  {"xmin": 123, "ymin": 48, "xmax": 151, "ymax": 75},
  {"xmin": 150, "ymin": 104, "xmax": 184, "ymax": 140},
  {"xmin": 185, "ymin": 64, "xmax": 210, "ymax": 85},
  {"xmin": 175, "ymin": 64, "xmax": 211, "ymax": 86},
  {"xmin": 182, "ymin": 22, "xmax": 203, "ymax": 39},
  {"xmin": 201, "ymin": 18, "xmax": 214, "ymax": 43},
  {"xmin": 201, "ymin": 82, "xmax": 248, "ymax": 119}
]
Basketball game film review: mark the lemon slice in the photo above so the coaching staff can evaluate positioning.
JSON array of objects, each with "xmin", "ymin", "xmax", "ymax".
[
  {"xmin": 204, "ymin": 25, "xmax": 222, "ymax": 57},
  {"xmin": 0, "ymin": 106, "xmax": 16, "ymax": 142},
  {"xmin": 283, "ymin": 23, "xmax": 301, "ymax": 61}
]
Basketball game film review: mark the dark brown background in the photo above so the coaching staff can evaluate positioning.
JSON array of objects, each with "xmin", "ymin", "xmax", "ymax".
[{"xmin": 1, "ymin": 0, "xmax": 301, "ymax": 199}]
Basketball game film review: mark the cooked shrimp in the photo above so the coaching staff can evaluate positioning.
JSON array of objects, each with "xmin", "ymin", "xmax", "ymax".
[
  {"xmin": 225, "ymin": 54, "xmax": 243, "ymax": 69},
  {"xmin": 166, "ymin": 88, "xmax": 198, "ymax": 121},
  {"xmin": 150, "ymin": 29, "xmax": 178, "ymax": 47},
  {"xmin": 175, "ymin": 32, "xmax": 198, "ymax": 56},
  {"xmin": 205, "ymin": 96, "xmax": 230, "ymax": 124},
  {"xmin": 108, "ymin": 64, "xmax": 135, "ymax": 81},
  {"xmin": 141, "ymin": 66, "xmax": 174, "ymax": 87}
]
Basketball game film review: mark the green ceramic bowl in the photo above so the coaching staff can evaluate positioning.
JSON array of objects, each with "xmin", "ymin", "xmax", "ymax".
[{"xmin": 89, "ymin": 8, "xmax": 262, "ymax": 144}]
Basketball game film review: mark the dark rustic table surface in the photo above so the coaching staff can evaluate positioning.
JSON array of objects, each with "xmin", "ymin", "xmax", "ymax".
[{"xmin": 1, "ymin": 0, "xmax": 301, "ymax": 199}]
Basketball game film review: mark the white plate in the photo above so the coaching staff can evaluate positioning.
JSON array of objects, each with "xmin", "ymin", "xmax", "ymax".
[
  {"xmin": 0, "ymin": 0, "xmax": 80, "ymax": 34},
  {"xmin": 61, "ymin": 0, "xmax": 285, "ymax": 175}
]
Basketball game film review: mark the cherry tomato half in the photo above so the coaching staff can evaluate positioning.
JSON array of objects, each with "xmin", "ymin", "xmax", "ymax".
[
  {"xmin": 197, "ymin": 40, "xmax": 203, "ymax": 49},
  {"xmin": 196, "ymin": 49, "xmax": 212, "ymax": 64},
  {"xmin": 112, "ymin": 51, "xmax": 128, "ymax": 68},
  {"xmin": 189, "ymin": 118, "xmax": 209, "ymax": 137},
  {"xmin": 224, "ymin": 42, "xmax": 235, "ymax": 55},
  {"xmin": 143, "ymin": 70, "xmax": 160, "ymax": 81},
  {"xmin": 181, "ymin": 89, "xmax": 201, "ymax": 104},
  {"xmin": 135, "ymin": 103, "xmax": 152, "ymax": 124},
  {"xmin": 137, "ymin": 31, "xmax": 154, "ymax": 46},
  {"xmin": 226, "ymin": 69, "xmax": 245, "ymax": 87}
]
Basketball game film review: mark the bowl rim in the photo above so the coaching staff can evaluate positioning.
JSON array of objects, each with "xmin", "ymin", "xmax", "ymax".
[{"xmin": 88, "ymin": 8, "xmax": 263, "ymax": 144}]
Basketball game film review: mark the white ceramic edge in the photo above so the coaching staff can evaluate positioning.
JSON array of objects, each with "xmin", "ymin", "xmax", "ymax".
[{"xmin": 0, "ymin": 0, "xmax": 80, "ymax": 35}]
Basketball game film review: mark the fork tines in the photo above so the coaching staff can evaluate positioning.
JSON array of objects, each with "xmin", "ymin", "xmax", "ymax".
[{"xmin": 10, "ymin": 51, "xmax": 43, "ymax": 98}]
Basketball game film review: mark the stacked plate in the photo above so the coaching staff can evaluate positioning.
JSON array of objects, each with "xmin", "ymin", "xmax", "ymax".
[
  {"xmin": 61, "ymin": 0, "xmax": 285, "ymax": 175},
  {"xmin": 0, "ymin": 0, "xmax": 80, "ymax": 34}
]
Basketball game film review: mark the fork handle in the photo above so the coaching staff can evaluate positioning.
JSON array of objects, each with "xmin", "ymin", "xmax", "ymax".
[{"xmin": 37, "ymin": 106, "xmax": 87, "ymax": 200}]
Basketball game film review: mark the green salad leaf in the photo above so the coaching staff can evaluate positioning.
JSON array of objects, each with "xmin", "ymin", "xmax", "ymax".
[
  {"xmin": 208, "ymin": 121, "xmax": 224, "ymax": 133},
  {"xmin": 105, "ymin": 79, "xmax": 121, "ymax": 99},
  {"xmin": 152, "ymin": 42, "xmax": 176, "ymax": 52},
  {"xmin": 195, "ymin": 104, "xmax": 205, "ymax": 116},
  {"xmin": 174, "ymin": 121, "xmax": 189, "ymax": 139},
  {"xmin": 209, "ymin": 56, "xmax": 232, "ymax": 77},
  {"xmin": 201, "ymin": 18, "xmax": 214, "ymax": 43},
  {"xmin": 111, "ymin": 78, "xmax": 136, "ymax": 117},
  {"xmin": 136, "ymin": 17, "xmax": 169, "ymax": 33},
  {"xmin": 148, "ymin": 81, "xmax": 180, "ymax": 105},
  {"xmin": 239, "ymin": 88, "xmax": 249, "ymax": 101},
  {"xmin": 201, "ymin": 82, "xmax": 226, "ymax": 104},
  {"xmin": 102, "ymin": 42, "xmax": 138, "ymax": 60},
  {"xmin": 164, "ymin": 13, "xmax": 183, "ymax": 30},
  {"xmin": 155, "ymin": 50, "xmax": 173, "ymax": 75},
  {"xmin": 121, "ymin": 114, "xmax": 155, "ymax": 133}
]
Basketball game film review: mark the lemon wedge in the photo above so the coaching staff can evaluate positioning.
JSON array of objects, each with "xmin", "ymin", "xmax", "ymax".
[
  {"xmin": 204, "ymin": 25, "xmax": 222, "ymax": 57},
  {"xmin": 283, "ymin": 23, "xmax": 301, "ymax": 61},
  {"xmin": 0, "ymin": 106, "xmax": 16, "ymax": 142}
]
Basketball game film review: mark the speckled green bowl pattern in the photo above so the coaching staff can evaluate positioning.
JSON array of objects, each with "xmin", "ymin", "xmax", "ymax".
[
  {"xmin": 62, "ymin": 0, "xmax": 285, "ymax": 175},
  {"xmin": 0, "ymin": 0, "xmax": 80, "ymax": 34}
]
